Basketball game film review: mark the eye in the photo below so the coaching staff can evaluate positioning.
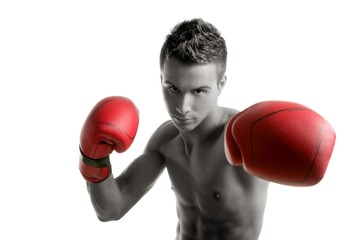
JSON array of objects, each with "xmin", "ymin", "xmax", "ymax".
[
  {"xmin": 168, "ymin": 85, "xmax": 180, "ymax": 93},
  {"xmin": 193, "ymin": 88, "xmax": 206, "ymax": 95}
]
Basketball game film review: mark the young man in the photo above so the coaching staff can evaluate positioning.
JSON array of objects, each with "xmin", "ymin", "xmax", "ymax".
[{"xmin": 79, "ymin": 18, "xmax": 335, "ymax": 240}]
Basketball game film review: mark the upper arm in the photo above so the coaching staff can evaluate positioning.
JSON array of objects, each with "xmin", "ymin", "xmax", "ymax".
[
  {"xmin": 114, "ymin": 121, "xmax": 170, "ymax": 212},
  {"xmin": 88, "ymin": 147, "xmax": 165, "ymax": 222},
  {"xmin": 116, "ymin": 151, "xmax": 165, "ymax": 200}
]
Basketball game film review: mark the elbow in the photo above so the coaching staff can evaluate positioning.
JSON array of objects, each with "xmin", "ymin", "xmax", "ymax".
[
  {"xmin": 97, "ymin": 216, "xmax": 117, "ymax": 222},
  {"xmin": 96, "ymin": 210, "xmax": 123, "ymax": 222},
  {"xmin": 97, "ymin": 216, "xmax": 121, "ymax": 222}
]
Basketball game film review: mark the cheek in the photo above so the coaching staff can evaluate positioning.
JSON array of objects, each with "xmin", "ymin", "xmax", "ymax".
[
  {"xmin": 162, "ymin": 90, "xmax": 175, "ymax": 111},
  {"xmin": 194, "ymin": 95, "xmax": 217, "ymax": 113}
]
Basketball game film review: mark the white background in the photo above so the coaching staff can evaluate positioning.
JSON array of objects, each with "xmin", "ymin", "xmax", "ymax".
[{"xmin": 1, "ymin": 0, "xmax": 359, "ymax": 239}]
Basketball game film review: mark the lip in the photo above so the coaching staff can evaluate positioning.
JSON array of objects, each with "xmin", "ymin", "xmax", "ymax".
[{"xmin": 172, "ymin": 115, "xmax": 194, "ymax": 123}]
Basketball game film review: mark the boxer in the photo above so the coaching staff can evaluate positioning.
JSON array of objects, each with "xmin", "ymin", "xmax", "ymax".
[{"xmin": 79, "ymin": 18, "xmax": 336, "ymax": 240}]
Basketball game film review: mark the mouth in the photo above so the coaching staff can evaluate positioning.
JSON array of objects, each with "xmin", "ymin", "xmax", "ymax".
[{"xmin": 172, "ymin": 115, "xmax": 194, "ymax": 123}]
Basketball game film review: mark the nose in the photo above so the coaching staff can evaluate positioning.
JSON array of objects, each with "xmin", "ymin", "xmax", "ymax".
[{"xmin": 176, "ymin": 93, "xmax": 192, "ymax": 114}]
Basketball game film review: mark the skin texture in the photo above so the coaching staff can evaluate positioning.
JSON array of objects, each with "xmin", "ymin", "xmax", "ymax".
[{"xmin": 87, "ymin": 58, "xmax": 269, "ymax": 240}]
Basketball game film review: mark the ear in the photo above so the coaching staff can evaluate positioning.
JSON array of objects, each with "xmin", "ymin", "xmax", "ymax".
[{"xmin": 217, "ymin": 75, "xmax": 227, "ymax": 95}]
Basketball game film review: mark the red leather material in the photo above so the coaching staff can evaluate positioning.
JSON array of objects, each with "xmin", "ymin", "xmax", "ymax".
[{"xmin": 225, "ymin": 101, "xmax": 336, "ymax": 186}]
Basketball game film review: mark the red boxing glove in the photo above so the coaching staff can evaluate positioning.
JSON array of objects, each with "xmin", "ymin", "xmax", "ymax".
[
  {"xmin": 79, "ymin": 96, "xmax": 139, "ymax": 183},
  {"xmin": 224, "ymin": 101, "xmax": 336, "ymax": 186}
]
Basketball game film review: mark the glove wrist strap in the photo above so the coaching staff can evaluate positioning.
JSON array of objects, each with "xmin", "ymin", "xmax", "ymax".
[{"xmin": 79, "ymin": 147, "xmax": 112, "ymax": 183}]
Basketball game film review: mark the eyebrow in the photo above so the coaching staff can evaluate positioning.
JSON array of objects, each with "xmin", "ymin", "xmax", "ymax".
[{"xmin": 164, "ymin": 80, "xmax": 211, "ymax": 90}]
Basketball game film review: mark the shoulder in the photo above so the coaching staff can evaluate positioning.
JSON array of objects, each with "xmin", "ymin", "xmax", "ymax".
[
  {"xmin": 144, "ymin": 120, "xmax": 179, "ymax": 152},
  {"xmin": 221, "ymin": 106, "xmax": 240, "ymax": 122},
  {"xmin": 154, "ymin": 120, "xmax": 179, "ymax": 139}
]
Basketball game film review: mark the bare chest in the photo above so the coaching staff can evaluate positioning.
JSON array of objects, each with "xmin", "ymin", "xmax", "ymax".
[{"xmin": 161, "ymin": 135, "xmax": 254, "ymax": 218}]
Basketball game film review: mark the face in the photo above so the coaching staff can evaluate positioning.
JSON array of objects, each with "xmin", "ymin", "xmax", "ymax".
[{"xmin": 161, "ymin": 58, "xmax": 226, "ymax": 132}]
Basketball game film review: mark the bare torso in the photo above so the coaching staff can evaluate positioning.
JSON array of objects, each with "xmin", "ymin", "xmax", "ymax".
[{"xmin": 157, "ymin": 108, "xmax": 269, "ymax": 240}]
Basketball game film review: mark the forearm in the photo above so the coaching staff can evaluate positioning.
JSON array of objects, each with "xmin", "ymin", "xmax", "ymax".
[{"xmin": 86, "ymin": 174, "xmax": 123, "ymax": 221}]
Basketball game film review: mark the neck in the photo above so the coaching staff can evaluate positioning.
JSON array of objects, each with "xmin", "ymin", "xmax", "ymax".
[{"xmin": 179, "ymin": 106, "xmax": 225, "ymax": 154}]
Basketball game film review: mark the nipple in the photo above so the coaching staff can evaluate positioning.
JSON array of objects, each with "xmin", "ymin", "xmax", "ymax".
[{"xmin": 213, "ymin": 190, "xmax": 222, "ymax": 201}]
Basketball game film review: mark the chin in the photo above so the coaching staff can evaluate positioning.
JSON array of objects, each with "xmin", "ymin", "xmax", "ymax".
[
  {"xmin": 173, "ymin": 124, "xmax": 195, "ymax": 132},
  {"xmin": 172, "ymin": 121, "xmax": 198, "ymax": 132}
]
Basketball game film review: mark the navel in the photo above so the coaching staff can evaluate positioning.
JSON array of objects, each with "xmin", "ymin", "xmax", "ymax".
[{"xmin": 213, "ymin": 190, "xmax": 222, "ymax": 201}]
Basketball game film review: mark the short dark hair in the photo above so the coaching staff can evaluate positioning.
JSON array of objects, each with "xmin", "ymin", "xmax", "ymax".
[{"xmin": 160, "ymin": 18, "xmax": 227, "ymax": 78}]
